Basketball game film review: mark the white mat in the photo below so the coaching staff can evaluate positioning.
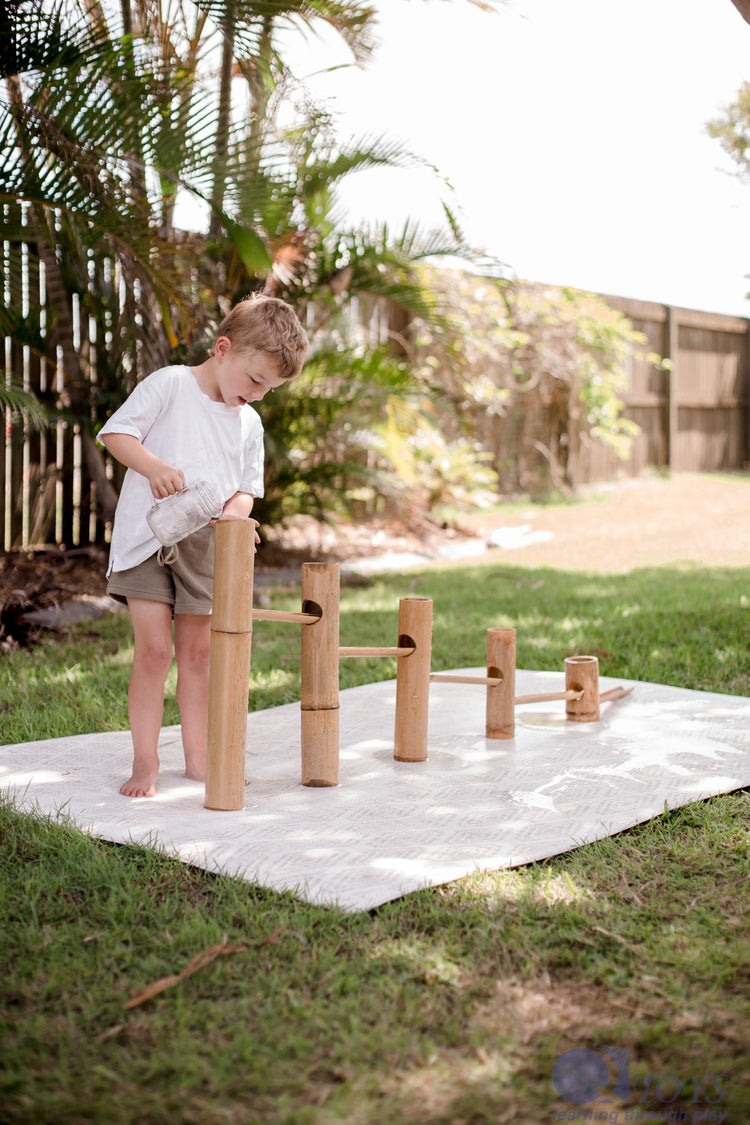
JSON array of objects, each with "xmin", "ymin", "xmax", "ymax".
[{"xmin": 2, "ymin": 670, "xmax": 749, "ymax": 912}]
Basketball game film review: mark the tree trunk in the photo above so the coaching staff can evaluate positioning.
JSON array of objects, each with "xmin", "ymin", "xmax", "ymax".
[
  {"xmin": 729, "ymin": 0, "xmax": 750, "ymax": 25},
  {"xmin": 208, "ymin": 21, "xmax": 235, "ymax": 237},
  {"xmin": 246, "ymin": 13, "xmax": 273, "ymax": 175},
  {"xmin": 160, "ymin": 10, "xmax": 207, "ymax": 234}
]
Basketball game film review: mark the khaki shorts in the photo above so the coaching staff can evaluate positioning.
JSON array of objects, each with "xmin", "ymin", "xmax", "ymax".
[{"xmin": 107, "ymin": 526, "xmax": 215, "ymax": 615}]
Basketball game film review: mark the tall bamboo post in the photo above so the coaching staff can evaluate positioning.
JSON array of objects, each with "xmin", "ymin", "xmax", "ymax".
[
  {"xmin": 564, "ymin": 655, "xmax": 600, "ymax": 722},
  {"xmin": 205, "ymin": 519, "xmax": 255, "ymax": 810},
  {"xmin": 393, "ymin": 597, "xmax": 433, "ymax": 762},
  {"xmin": 300, "ymin": 563, "xmax": 340, "ymax": 786},
  {"xmin": 486, "ymin": 626, "xmax": 516, "ymax": 739}
]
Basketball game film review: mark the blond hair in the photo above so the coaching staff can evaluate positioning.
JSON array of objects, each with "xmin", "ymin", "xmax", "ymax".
[{"xmin": 217, "ymin": 294, "xmax": 308, "ymax": 381}]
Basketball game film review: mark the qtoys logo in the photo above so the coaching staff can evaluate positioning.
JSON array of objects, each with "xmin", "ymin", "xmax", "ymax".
[{"xmin": 551, "ymin": 1047, "xmax": 728, "ymax": 1124}]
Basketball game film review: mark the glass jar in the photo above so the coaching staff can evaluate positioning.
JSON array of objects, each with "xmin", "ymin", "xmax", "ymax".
[{"xmin": 146, "ymin": 481, "xmax": 223, "ymax": 546}]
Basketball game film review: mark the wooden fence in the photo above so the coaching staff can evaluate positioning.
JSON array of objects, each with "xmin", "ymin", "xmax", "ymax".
[
  {"xmin": 1, "ymin": 294, "xmax": 109, "ymax": 554},
  {"xmin": 475, "ymin": 294, "xmax": 750, "ymax": 493},
  {"xmin": 572, "ymin": 295, "xmax": 750, "ymax": 484},
  {"xmin": 2, "ymin": 286, "xmax": 749, "ymax": 551}
]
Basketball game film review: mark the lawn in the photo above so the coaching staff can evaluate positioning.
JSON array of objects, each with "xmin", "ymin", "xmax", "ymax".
[{"xmin": 1, "ymin": 552, "xmax": 748, "ymax": 1124}]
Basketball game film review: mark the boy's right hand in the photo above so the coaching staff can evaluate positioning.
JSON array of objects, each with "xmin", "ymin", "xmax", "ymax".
[
  {"xmin": 99, "ymin": 433, "xmax": 186, "ymax": 498},
  {"xmin": 148, "ymin": 462, "xmax": 186, "ymax": 499}
]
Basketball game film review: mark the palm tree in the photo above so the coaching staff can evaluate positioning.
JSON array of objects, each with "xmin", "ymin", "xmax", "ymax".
[{"xmin": 0, "ymin": 0, "xmax": 486, "ymax": 543}]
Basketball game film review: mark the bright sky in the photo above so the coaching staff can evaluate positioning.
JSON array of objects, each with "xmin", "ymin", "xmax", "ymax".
[{"xmin": 280, "ymin": 0, "xmax": 750, "ymax": 317}]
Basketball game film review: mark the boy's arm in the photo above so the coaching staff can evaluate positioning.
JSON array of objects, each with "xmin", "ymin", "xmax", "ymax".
[
  {"xmin": 221, "ymin": 491, "xmax": 254, "ymax": 519},
  {"xmin": 219, "ymin": 492, "xmax": 260, "ymax": 543},
  {"xmin": 100, "ymin": 432, "xmax": 185, "ymax": 499}
]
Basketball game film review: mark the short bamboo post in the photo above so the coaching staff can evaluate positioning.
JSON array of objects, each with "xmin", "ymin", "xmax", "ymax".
[
  {"xmin": 393, "ymin": 597, "xmax": 433, "ymax": 762},
  {"xmin": 486, "ymin": 626, "xmax": 516, "ymax": 739},
  {"xmin": 564, "ymin": 655, "xmax": 600, "ymax": 722},
  {"xmin": 300, "ymin": 563, "xmax": 340, "ymax": 786},
  {"xmin": 205, "ymin": 519, "xmax": 255, "ymax": 811}
]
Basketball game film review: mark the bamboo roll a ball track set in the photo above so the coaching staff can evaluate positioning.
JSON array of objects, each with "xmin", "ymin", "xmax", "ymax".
[{"xmin": 204, "ymin": 519, "xmax": 632, "ymax": 811}]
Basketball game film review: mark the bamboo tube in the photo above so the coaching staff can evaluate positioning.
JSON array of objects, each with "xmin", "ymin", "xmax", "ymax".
[
  {"xmin": 205, "ymin": 519, "xmax": 255, "ymax": 810},
  {"xmin": 393, "ymin": 598, "xmax": 433, "ymax": 762},
  {"xmin": 300, "ymin": 710, "xmax": 339, "ymax": 787},
  {"xmin": 339, "ymin": 645, "xmax": 415, "ymax": 658},
  {"xmin": 204, "ymin": 632, "xmax": 252, "ymax": 810},
  {"xmin": 564, "ymin": 655, "xmax": 600, "ymax": 722},
  {"xmin": 251, "ymin": 608, "xmax": 321, "ymax": 625},
  {"xmin": 486, "ymin": 627, "xmax": 516, "ymax": 739},
  {"xmin": 210, "ymin": 518, "xmax": 254, "ymax": 635},
  {"xmin": 513, "ymin": 689, "xmax": 584, "ymax": 705},
  {"xmin": 599, "ymin": 685, "xmax": 634, "ymax": 703},
  {"xmin": 429, "ymin": 673, "xmax": 503, "ymax": 686},
  {"xmin": 300, "ymin": 563, "xmax": 340, "ymax": 787}
]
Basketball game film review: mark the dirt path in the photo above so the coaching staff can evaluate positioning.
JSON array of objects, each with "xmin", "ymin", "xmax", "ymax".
[
  {"xmin": 456, "ymin": 472, "xmax": 750, "ymax": 572},
  {"xmin": 260, "ymin": 472, "xmax": 750, "ymax": 576}
]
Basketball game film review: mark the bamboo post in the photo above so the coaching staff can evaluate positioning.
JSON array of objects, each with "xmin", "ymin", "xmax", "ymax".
[
  {"xmin": 205, "ymin": 519, "xmax": 255, "ymax": 811},
  {"xmin": 486, "ymin": 627, "xmax": 516, "ymax": 739},
  {"xmin": 564, "ymin": 655, "xmax": 600, "ymax": 722},
  {"xmin": 393, "ymin": 597, "xmax": 433, "ymax": 762},
  {"xmin": 300, "ymin": 563, "xmax": 340, "ymax": 786}
]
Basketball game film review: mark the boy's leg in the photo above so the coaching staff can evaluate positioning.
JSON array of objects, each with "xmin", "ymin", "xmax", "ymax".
[
  {"xmin": 122, "ymin": 598, "xmax": 174, "ymax": 797},
  {"xmin": 173, "ymin": 613, "xmax": 212, "ymax": 781}
]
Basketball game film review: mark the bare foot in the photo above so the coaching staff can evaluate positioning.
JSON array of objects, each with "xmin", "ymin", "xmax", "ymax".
[
  {"xmin": 120, "ymin": 762, "xmax": 159, "ymax": 798},
  {"xmin": 184, "ymin": 763, "xmax": 206, "ymax": 783}
]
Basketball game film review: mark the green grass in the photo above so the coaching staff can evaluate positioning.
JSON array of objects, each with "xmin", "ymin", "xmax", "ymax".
[{"xmin": 1, "ymin": 558, "xmax": 749, "ymax": 1124}]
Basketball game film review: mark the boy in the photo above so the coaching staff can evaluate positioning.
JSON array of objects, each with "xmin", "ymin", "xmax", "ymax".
[{"xmin": 99, "ymin": 294, "xmax": 308, "ymax": 798}]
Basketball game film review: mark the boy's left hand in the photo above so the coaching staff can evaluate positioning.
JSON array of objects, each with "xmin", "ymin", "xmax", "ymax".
[{"xmin": 215, "ymin": 491, "xmax": 259, "ymax": 542}]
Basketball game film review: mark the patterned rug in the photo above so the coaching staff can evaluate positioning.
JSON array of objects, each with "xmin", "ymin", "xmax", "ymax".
[{"xmin": 2, "ymin": 669, "xmax": 748, "ymax": 912}]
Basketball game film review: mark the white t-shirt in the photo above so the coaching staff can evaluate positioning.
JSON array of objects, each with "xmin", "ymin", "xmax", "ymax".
[{"xmin": 98, "ymin": 365, "xmax": 265, "ymax": 575}]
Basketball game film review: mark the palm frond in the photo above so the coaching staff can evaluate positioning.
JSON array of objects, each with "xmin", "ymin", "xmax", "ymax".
[
  {"xmin": 0, "ymin": 0, "xmax": 90, "ymax": 79},
  {"xmin": 0, "ymin": 378, "xmax": 47, "ymax": 428},
  {"xmin": 283, "ymin": 1, "xmax": 377, "ymax": 62},
  {"xmin": 193, "ymin": 0, "xmax": 377, "ymax": 62}
]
